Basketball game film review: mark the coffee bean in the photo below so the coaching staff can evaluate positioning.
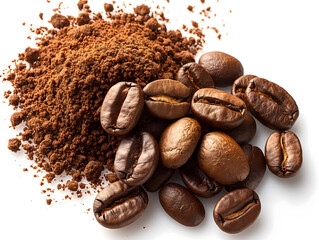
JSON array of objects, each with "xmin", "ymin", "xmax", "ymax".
[
  {"xmin": 226, "ymin": 144, "xmax": 266, "ymax": 191},
  {"xmin": 143, "ymin": 79, "xmax": 191, "ymax": 120},
  {"xmin": 114, "ymin": 132, "xmax": 159, "ymax": 186},
  {"xmin": 100, "ymin": 82, "xmax": 144, "ymax": 135},
  {"xmin": 223, "ymin": 113, "xmax": 256, "ymax": 145},
  {"xmin": 265, "ymin": 130, "xmax": 302, "ymax": 178},
  {"xmin": 143, "ymin": 161, "xmax": 175, "ymax": 192},
  {"xmin": 159, "ymin": 183, "xmax": 205, "ymax": 227},
  {"xmin": 191, "ymin": 88, "xmax": 247, "ymax": 129},
  {"xmin": 198, "ymin": 51, "xmax": 244, "ymax": 87},
  {"xmin": 197, "ymin": 132, "xmax": 249, "ymax": 185},
  {"xmin": 214, "ymin": 188, "xmax": 261, "ymax": 234},
  {"xmin": 231, "ymin": 74, "xmax": 257, "ymax": 101},
  {"xmin": 177, "ymin": 62, "xmax": 215, "ymax": 95},
  {"xmin": 93, "ymin": 181, "xmax": 148, "ymax": 229},
  {"xmin": 180, "ymin": 157, "xmax": 223, "ymax": 198},
  {"xmin": 245, "ymin": 77, "xmax": 299, "ymax": 130},
  {"xmin": 159, "ymin": 117, "xmax": 201, "ymax": 169}
]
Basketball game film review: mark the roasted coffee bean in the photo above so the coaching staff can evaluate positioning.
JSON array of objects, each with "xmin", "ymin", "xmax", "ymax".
[
  {"xmin": 143, "ymin": 79, "xmax": 191, "ymax": 120},
  {"xmin": 223, "ymin": 114, "xmax": 256, "ymax": 145},
  {"xmin": 226, "ymin": 144, "xmax": 266, "ymax": 191},
  {"xmin": 100, "ymin": 82, "xmax": 144, "ymax": 135},
  {"xmin": 114, "ymin": 132, "xmax": 159, "ymax": 186},
  {"xmin": 159, "ymin": 183, "xmax": 205, "ymax": 227},
  {"xmin": 93, "ymin": 181, "xmax": 148, "ymax": 229},
  {"xmin": 177, "ymin": 62, "xmax": 215, "ymax": 95},
  {"xmin": 180, "ymin": 157, "xmax": 223, "ymax": 198},
  {"xmin": 245, "ymin": 77, "xmax": 299, "ymax": 130},
  {"xmin": 265, "ymin": 130, "xmax": 302, "ymax": 178},
  {"xmin": 197, "ymin": 132, "xmax": 249, "ymax": 185},
  {"xmin": 143, "ymin": 161, "xmax": 175, "ymax": 192},
  {"xmin": 159, "ymin": 117, "xmax": 201, "ymax": 169},
  {"xmin": 231, "ymin": 74, "xmax": 257, "ymax": 101},
  {"xmin": 191, "ymin": 88, "xmax": 247, "ymax": 129},
  {"xmin": 198, "ymin": 51, "xmax": 244, "ymax": 87},
  {"xmin": 214, "ymin": 188, "xmax": 261, "ymax": 234}
]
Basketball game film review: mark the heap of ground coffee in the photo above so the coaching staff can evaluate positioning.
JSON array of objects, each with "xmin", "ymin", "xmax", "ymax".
[{"xmin": 4, "ymin": 4, "xmax": 201, "ymax": 189}]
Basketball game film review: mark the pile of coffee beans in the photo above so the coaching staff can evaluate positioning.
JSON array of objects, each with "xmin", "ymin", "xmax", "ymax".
[{"xmin": 93, "ymin": 51, "xmax": 302, "ymax": 233}]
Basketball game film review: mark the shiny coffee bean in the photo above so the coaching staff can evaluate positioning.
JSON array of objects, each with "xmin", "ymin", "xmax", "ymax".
[
  {"xmin": 226, "ymin": 144, "xmax": 266, "ymax": 191},
  {"xmin": 197, "ymin": 132, "xmax": 249, "ymax": 185},
  {"xmin": 180, "ymin": 157, "xmax": 223, "ymax": 198},
  {"xmin": 100, "ymin": 82, "xmax": 144, "ymax": 135},
  {"xmin": 223, "ymin": 114, "xmax": 256, "ymax": 145},
  {"xmin": 231, "ymin": 74, "xmax": 257, "ymax": 101},
  {"xmin": 191, "ymin": 88, "xmax": 247, "ymax": 129},
  {"xmin": 143, "ymin": 161, "xmax": 175, "ymax": 192},
  {"xmin": 198, "ymin": 51, "xmax": 244, "ymax": 87},
  {"xmin": 159, "ymin": 117, "xmax": 201, "ymax": 169},
  {"xmin": 143, "ymin": 79, "xmax": 191, "ymax": 120},
  {"xmin": 114, "ymin": 132, "xmax": 159, "ymax": 186},
  {"xmin": 93, "ymin": 181, "xmax": 148, "ymax": 229},
  {"xmin": 265, "ymin": 130, "xmax": 302, "ymax": 178},
  {"xmin": 214, "ymin": 188, "xmax": 261, "ymax": 234},
  {"xmin": 245, "ymin": 77, "xmax": 299, "ymax": 130},
  {"xmin": 177, "ymin": 62, "xmax": 215, "ymax": 95},
  {"xmin": 159, "ymin": 183, "xmax": 205, "ymax": 227}
]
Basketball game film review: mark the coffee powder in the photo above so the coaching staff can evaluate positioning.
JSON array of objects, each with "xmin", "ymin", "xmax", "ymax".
[{"xmin": 4, "ymin": 4, "xmax": 201, "ymax": 192}]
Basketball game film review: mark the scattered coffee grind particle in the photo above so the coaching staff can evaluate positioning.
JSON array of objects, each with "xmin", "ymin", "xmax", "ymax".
[
  {"xmin": 39, "ymin": 13, "xmax": 44, "ymax": 20},
  {"xmin": 77, "ymin": 0, "xmax": 88, "ymax": 10},
  {"xmin": 10, "ymin": 112, "xmax": 23, "ymax": 127},
  {"xmin": 105, "ymin": 173, "xmax": 119, "ymax": 183},
  {"xmin": 46, "ymin": 199, "xmax": 52, "ymax": 205},
  {"xmin": 76, "ymin": 12, "xmax": 91, "ymax": 26},
  {"xmin": 67, "ymin": 180, "xmax": 79, "ymax": 191},
  {"xmin": 134, "ymin": 4, "xmax": 150, "ymax": 16},
  {"xmin": 50, "ymin": 13, "xmax": 70, "ymax": 29},
  {"xmin": 187, "ymin": 5, "xmax": 194, "ymax": 12},
  {"xmin": 8, "ymin": 138, "xmax": 21, "ymax": 152},
  {"xmin": 104, "ymin": 3, "xmax": 114, "ymax": 12}
]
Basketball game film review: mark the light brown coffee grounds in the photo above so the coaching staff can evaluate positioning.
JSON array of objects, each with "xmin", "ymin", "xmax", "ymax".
[
  {"xmin": 4, "ymin": 3, "xmax": 202, "ymax": 195},
  {"xmin": 104, "ymin": 3, "xmax": 114, "ymax": 12}
]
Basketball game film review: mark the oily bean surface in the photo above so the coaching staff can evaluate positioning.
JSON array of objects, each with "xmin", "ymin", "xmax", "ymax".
[
  {"xmin": 100, "ymin": 82, "xmax": 144, "ymax": 135},
  {"xmin": 177, "ymin": 62, "xmax": 215, "ymax": 95},
  {"xmin": 159, "ymin": 183, "xmax": 205, "ymax": 227},
  {"xmin": 143, "ymin": 161, "xmax": 175, "ymax": 192},
  {"xmin": 180, "ymin": 157, "xmax": 223, "ymax": 198},
  {"xmin": 197, "ymin": 132, "xmax": 249, "ymax": 185},
  {"xmin": 143, "ymin": 79, "xmax": 190, "ymax": 120},
  {"xmin": 223, "ymin": 113, "xmax": 256, "ymax": 145},
  {"xmin": 231, "ymin": 74, "xmax": 257, "ymax": 101},
  {"xmin": 226, "ymin": 144, "xmax": 266, "ymax": 191},
  {"xmin": 245, "ymin": 77, "xmax": 299, "ymax": 130},
  {"xmin": 198, "ymin": 51, "xmax": 244, "ymax": 87},
  {"xmin": 214, "ymin": 188, "xmax": 261, "ymax": 234},
  {"xmin": 265, "ymin": 130, "xmax": 302, "ymax": 178},
  {"xmin": 93, "ymin": 181, "xmax": 148, "ymax": 229},
  {"xmin": 192, "ymin": 88, "xmax": 247, "ymax": 129},
  {"xmin": 159, "ymin": 117, "xmax": 201, "ymax": 169},
  {"xmin": 114, "ymin": 132, "xmax": 159, "ymax": 186}
]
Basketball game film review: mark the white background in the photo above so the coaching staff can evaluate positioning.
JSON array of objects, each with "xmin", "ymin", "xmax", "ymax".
[{"xmin": 0, "ymin": 0, "xmax": 318, "ymax": 239}]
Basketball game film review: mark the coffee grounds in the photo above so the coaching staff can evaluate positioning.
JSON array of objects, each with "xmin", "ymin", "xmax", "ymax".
[{"xmin": 4, "ymin": 3, "xmax": 201, "ymax": 194}]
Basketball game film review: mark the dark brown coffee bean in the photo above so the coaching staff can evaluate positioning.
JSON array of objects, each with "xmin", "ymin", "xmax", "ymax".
[
  {"xmin": 191, "ymin": 88, "xmax": 247, "ymax": 129},
  {"xmin": 226, "ymin": 144, "xmax": 266, "ymax": 191},
  {"xmin": 114, "ymin": 132, "xmax": 159, "ymax": 186},
  {"xmin": 93, "ymin": 181, "xmax": 148, "ymax": 229},
  {"xmin": 223, "ymin": 114, "xmax": 256, "ymax": 145},
  {"xmin": 143, "ymin": 79, "xmax": 191, "ymax": 120},
  {"xmin": 100, "ymin": 82, "xmax": 144, "ymax": 135},
  {"xmin": 198, "ymin": 51, "xmax": 244, "ymax": 87},
  {"xmin": 245, "ymin": 77, "xmax": 299, "ymax": 130},
  {"xmin": 231, "ymin": 74, "xmax": 257, "ymax": 101},
  {"xmin": 265, "ymin": 130, "xmax": 302, "ymax": 178},
  {"xmin": 180, "ymin": 157, "xmax": 223, "ymax": 198},
  {"xmin": 159, "ymin": 117, "xmax": 201, "ymax": 169},
  {"xmin": 159, "ymin": 183, "xmax": 205, "ymax": 227},
  {"xmin": 197, "ymin": 132, "xmax": 249, "ymax": 185},
  {"xmin": 214, "ymin": 188, "xmax": 261, "ymax": 234},
  {"xmin": 177, "ymin": 62, "xmax": 215, "ymax": 95},
  {"xmin": 143, "ymin": 161, "xmax": 175, "ymax": 192}
]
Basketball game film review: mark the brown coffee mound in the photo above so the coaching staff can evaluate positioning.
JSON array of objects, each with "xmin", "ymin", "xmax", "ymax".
[{"xmin": 4, "ymin": 5, "xmax": 201, "ymax": 190}]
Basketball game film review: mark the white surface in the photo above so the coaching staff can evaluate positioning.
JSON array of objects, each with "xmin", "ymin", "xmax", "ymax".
[{"xmin": 0, "ymin": 0, "xmax": 318, "ymax": 239}]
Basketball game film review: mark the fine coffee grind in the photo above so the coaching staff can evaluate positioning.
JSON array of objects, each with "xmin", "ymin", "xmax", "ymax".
[{"xmin": 4, "ymin": 4, "xmax": 202, "ymax": 190}]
